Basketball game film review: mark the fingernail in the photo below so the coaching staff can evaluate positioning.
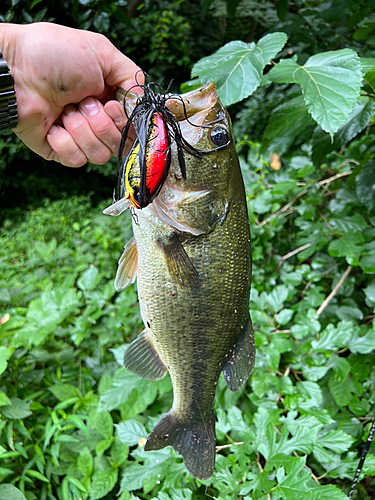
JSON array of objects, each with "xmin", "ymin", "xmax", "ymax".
[
  {"xmin": 81, "ymin": 98, "xmax": 98, "ymax": 117},
  {"xmin": 64, "ymin": 105, "xmax": 76, "ymax": 117},
  {"xmin": 48, "ymin": 125, "xmax": 59, "ymax": 135}
]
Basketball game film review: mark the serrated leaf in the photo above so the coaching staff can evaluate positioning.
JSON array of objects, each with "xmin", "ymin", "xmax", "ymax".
[
  {"xmin": 90, "ymin": 467, "xmax": 118, "ymax": 500},
  {"xmin": 317, "ymin": 430, "xmax": 353, "ymax": 453},
  {"xmin": 192, "ymin": 33, "xmax": 287, "ymax": 106},
  {"xmin": 270, "ymin": 49, "xmax": 362, "ymax": 136},
  {"xmin": 360, "ymin": 57, "xmax": 375, "ymax": 73},
  {"xmin": 1, "ymin": 398, "xmax": 32, "ymax": 419},
  {"xmin": 89, "ymin": 412, "xmax": 113, "ymax": 439},
  {"xmin": 328, "ymin": 377, "xmax": 357, "ymax": 406},
  {"xmin": 98, "ymin": 369, "xmax": 149, "ymax": 412},
  {"xmin": 0, "ymin": 484, "xmax": 27, "ymax": 500},
  {"xmin": 78, "ymin": 447, "xmax": 94, "ymax": 477},
  {"xmin": 119, "ymin": 450, "xmax": 171, "ymax": 492},
  {"xmin": 116, "ymin": 420, "xmax": 148, "ymax": 446},
  {"xmin": 111, "ymin": 437, "xmax": 129, "ymax": 465}
]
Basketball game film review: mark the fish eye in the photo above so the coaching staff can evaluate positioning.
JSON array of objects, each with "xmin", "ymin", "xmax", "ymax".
[{"xmin": 210, "ymin": 127, "xmax": 228, "ymax": 147}]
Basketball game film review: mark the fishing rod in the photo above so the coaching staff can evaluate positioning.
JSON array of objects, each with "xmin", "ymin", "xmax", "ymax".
[{"xmin": 347, "ymin": 417, "xmax": 375, "ymax": 498}]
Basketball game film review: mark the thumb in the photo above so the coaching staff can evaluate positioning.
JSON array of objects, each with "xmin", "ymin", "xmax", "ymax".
[{"xmin": 101, "ymin": 43, "xmax": 144, "ymax": 94}]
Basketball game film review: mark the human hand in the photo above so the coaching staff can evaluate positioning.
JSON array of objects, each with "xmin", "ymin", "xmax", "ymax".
[{"xmin": 0, "ymin": 22, "xmax": 143, "ymax": 167}]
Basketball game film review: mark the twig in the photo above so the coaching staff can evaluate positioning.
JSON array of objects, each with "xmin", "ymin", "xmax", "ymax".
[
  {"xmin": 216, "ymin": 441, "xmax": 244, "ymax": 451},
  {"xmin": 360, "ymin": 92, "xmax": 375, "ymax": 100},
  {"xmin": 318, "ymin": 170, "xmax": 353, "ymax": 186},
  {"xmin": 258, "ymin": 189, "xmax": 307, "ymax": 227},
  {"xmin": 316, "ymin": 266, "xmax": 352, "ymax": 316},
  {"xmin": 276, "ymin": 243, "xmax": 311, "ymax": 272}
]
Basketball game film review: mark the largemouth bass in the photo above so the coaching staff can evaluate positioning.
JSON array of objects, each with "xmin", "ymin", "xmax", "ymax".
[{"xmin": 110, "ymin": 82, "xmax": 254, "ymax": 480}]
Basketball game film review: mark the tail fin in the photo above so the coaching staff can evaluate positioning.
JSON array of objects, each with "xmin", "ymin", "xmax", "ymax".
[{"xmin": 144, "ymin": 411, "xmax": 216, "ymax": 480}]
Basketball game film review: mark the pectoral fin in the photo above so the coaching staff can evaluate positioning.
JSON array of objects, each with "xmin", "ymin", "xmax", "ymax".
[
  {"xmin": 115, "ymin": 237, "xmax": 138, "ymax": 291},
  {"xmin": 103, "ymin": 197, "xmax": 130, "ymax": 216},
  {"xmin": 223, "ymin": 316, "xmax": 255, "ymax": 392},
  {"xmin": 157, "ymin": 234, "xmax": 200, "ymax": 291},
  {"xmin": 124, "ymin": 329, "xmax": 167, "ymax": 381}
]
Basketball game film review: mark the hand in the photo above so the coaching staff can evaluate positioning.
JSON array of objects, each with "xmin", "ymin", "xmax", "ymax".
[{"xmin": 0, "ymin": 22, "xmax": 143, "ymax": 167}]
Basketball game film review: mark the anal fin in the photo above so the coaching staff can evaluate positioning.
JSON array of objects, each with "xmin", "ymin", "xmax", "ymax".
[
  {"xmin": 124, "ymin": 329, "xmax": 167, "ymax": 381},
  {"xmin": 115, "ymin": 237, "xmax": 138, "ymax": 291},
  {"xmin": 223, "ymin": 316, "xmax": 255, "ymax": 392}
]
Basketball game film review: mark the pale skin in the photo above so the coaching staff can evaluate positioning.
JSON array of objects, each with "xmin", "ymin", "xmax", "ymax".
[{"xmin": 0, "ymin": 22, "xmax": 143, "ymax": 167}]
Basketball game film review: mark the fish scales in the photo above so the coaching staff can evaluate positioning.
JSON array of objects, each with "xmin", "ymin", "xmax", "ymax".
[{"xmin": 112, "ymin": 82, "xmax": 255, "ymax": 479}]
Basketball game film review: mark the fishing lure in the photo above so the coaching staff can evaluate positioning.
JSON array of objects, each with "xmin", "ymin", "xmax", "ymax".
[{"xmin": 104, "ymin": 74, "xmax": 230, "ymax": 216}]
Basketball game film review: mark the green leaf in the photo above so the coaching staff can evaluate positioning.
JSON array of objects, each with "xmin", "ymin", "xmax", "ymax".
[
  {"xmin": 0, "ymin": 347, "xmax": 12, "ymax": 377},
  {"xmin": 77, "ymin": 266, "xmax": 100, "ymax": 292},
  {"xmin": 355, "ymin": 162, "xmax": 375, "ymax": 212},
  {"xmin": 111, "ymin": 437, "xmax": 129, "ymax": 466},
  {"xmin": 348, "ymin": 326, "xmax": 375, "ymax": 354},
  {"xmin": 311, "ymin": 322, "xmax": 352, "ymax": 351},
  {"xmin": 328, "ymin": 231, "xmax": 364, "ymax": 265},
  {"xmin": 77, "ymin": 447, "xmax": 94, "ymax": 477},
  {"xmin": 0, "ymin": 392, "xmax": 11, "ymax": 407},
  {"xmin": 89, "ymin": 412, "xmax": 113, "ymax": 439},
  {"xmin": 0, "ymin": 484, "xmax": 27, "ymax": 500},
  {"xmin": 192, "ymin": 32, "xmax": 288, "ymax": 106},
  {"xmin": 270, "ymin": 49, "xmax": 363, "ymax": 136},
  {"xmin": 116, "ymin": 420, "xmax": 148, "ymax": 446},
  {"xmin": 312, "ymin": 98, "xmax": 373, "ymax": 164},
  {"xmin": 120, "ymin": 450, "xmax": 171, "ymax": 492},
  {"xmin": 360, "ymin": 57, "xmax": 375, "ymax": 73},
  {"xmin": 66, "ymin": 415, "xmax": 90, "ymax": 437},
  {"xmin": 328, "ymin": 377, "xmax": 357, "ymax": 406},
  {"xmin": 364, "ymin": 67, "xmax": 375, "ymax": 92},
  {"xmin": 90, "ymin": 467, "xmax": 118, "ymax": 500},
  {"xmin": 25, "ymin": 470, "xmax": 49, "ymax": 482},
  {"xmin": 263, "ymin": 95, "xmax": 315, "ymax": 147},
  {"xmin": 316, "ymin": 430, "xmax": 353, "ymax": 453},
  {"xmin": 49, "ymin": 384, "xmax": 82, "ymax": 401},
  {"xmin": 98, "ymin": 369, "xmax": 149, "ymax": 412},
  {"xmin": 330, "ymin": 214, "xmax": 368, "ymax": 234},
  {"xmin": 96, "ymin": 437, "xmax": 114, "ymax": 457},
  {"xmin": 1, "ymin": 398, "xmax": 32, "ymax": 419}
]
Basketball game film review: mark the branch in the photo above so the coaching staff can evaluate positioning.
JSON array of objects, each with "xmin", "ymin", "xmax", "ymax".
[
  {"xmin": 258, "ymin": 189, "xmax": 307, "ymax": 227},
  {"xmin": 276, "ymin": 243, "xmax": 312, "ymax": 272},
  {"xmin": 316, "ymin": 266, "xmax": 352, "ymax": 316},
  {"xmin": 360, "ymin": 92, "xmax": 375, "ymax": 100}
]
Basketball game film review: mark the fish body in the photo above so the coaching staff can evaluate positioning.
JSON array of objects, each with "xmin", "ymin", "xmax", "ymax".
[{"xmin": 113, "ymin": 82, "xmax": 254, "ymax": 479}]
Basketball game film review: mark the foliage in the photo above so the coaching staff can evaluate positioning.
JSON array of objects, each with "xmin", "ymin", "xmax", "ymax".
[{"xmin": 1, "ymin": 0, "xmax": 375, "ymax": 499}]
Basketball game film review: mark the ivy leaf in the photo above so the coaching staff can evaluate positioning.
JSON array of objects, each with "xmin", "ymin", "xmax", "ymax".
[
  {"xmin": 0, "ymin": 485, "xmax": 27, "ymax": 500},
  {"xmin": 192, "ymin": 33, "xmax": 287, "ymax": 106},
  {"xmin": 328, "ymin": 231, "xmax": 364, "ymax": 265},
  {"xmin": 90, "ymin": 467, "xmax": 118, "ymax": 500},
  {"xmin": 348, "ymin": 326, "xmax": 375, "ymax": 354},
  {"xmin": 116, "ymin": 420, "xmax": 148, "ymax": 446},
  {"xmin": 311, "ymin": 322, "xmax": 352, "ymax": 351},
  {"xmin": 269, "ymin": 49, "xmax": 363, "ymax": 136}
]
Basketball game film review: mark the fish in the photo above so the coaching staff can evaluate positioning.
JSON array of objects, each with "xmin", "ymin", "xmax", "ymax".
[{"xmin": 107, "ymin": 82, "xmax": 254, "ymax": 480}]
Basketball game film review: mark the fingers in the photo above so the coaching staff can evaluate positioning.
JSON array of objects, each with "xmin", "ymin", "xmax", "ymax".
[{"xmin": 46, "ymin": 98, "xmax": 126, "ymax": 167}]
